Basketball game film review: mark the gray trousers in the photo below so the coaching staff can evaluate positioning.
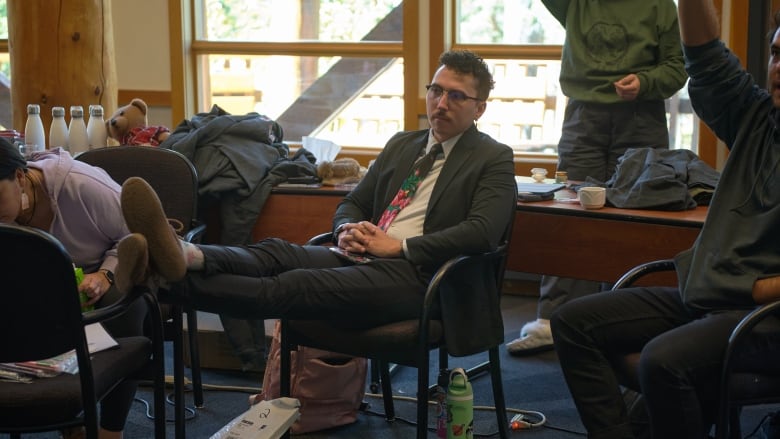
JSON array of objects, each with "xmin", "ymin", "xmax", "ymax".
[{"xmin": 538, "ymin": 99, "xmax": 669, "ymax": 319}]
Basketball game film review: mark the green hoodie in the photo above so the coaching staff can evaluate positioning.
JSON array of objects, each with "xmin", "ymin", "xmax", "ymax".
[{"xmin": 542, "ymin": 0, "xmax": 687, "ymax": 104}]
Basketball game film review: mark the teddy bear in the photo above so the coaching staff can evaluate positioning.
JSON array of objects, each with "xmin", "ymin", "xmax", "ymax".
[{"xmin": 106, "ymin": 98, "xmax": 170, "ymax": 147}]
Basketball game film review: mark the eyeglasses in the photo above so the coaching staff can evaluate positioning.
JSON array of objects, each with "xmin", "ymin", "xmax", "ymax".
[{"xmin": 425, "ymin": 84, "xmax": 482, "ymax": 103}]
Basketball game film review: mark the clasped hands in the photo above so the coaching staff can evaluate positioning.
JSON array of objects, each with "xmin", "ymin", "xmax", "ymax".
[{"xmin": 336, "ymin": 221, "xmax": 403, "ymax": 258}]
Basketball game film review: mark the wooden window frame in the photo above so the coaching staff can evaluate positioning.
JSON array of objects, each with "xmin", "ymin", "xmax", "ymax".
[{"xmin": 166, "ymin": 0, "xmax": 763, "ymax": 170}]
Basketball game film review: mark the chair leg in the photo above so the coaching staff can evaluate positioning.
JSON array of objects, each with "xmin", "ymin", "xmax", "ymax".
[
  {"xmin": 379, "ymin": 360, "xmax": 396, "ymax": 421},
  {"xmin": 464, "ymin": 360, "xmax": 490, "ymax": 381},
  {"xmin": 172, "ymin": 306, "xmax": 186, "ymax": 439},
  {"xmin": 728, "ymin": 406, "xmax": 742, "ymax": 439},
  {"xmin": 185, "ymin": 308, "xmax": 204, "ymax": 408},
  {"xmin": 370, "ymin": 360, "xmax": 400, "ymax": 393},
  {"xmin": 488, "ymin": 347, "xmax": 509, "ymax": 439},
  {"xmin": 417, "ymin": 350, "xmax": 431, "ymax": 439},
  {"xmin": 153, "ymin": 344, "xmax": 166, "ymax": 439},
  {"xmin": 147, "ymin": 295, "xmax": 167, "ymax": 439},
  {"xmin": 429, "ymin": 349, "xmax": 451, "ymax": 398},
  {"xmin": 280, "ymin": 319, "xmax": 292, "ymax": 439},
  {"xmin": 370, "ymin": 359, "xmax": 381, "ymax": 393}
]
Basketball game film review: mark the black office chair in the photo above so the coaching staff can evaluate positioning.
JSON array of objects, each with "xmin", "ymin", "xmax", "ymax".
[
  {"xmin": 279, "ymin": 228, "xmax": 513, "ymax": 439},
  {"xmin": 611, "ymin": 259, "xmax": 780, "ymax": 439},
  {"xmin": 0, "ymin": 224, "xmax": 166, "ymax": 439},
  {"xmin": 75, "ymin": 145, "xmax": 206, "ymax": 437}
]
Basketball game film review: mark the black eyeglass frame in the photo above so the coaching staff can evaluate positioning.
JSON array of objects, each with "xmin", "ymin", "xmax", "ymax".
[{"xmin": 425, "ymin": 84, "xmax": 483, "ymax": 103}]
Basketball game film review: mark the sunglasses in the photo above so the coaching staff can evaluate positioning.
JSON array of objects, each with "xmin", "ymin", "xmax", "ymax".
[{"xmin": 425, "ymin": 84, "xmax": 482, "ymax": 104}]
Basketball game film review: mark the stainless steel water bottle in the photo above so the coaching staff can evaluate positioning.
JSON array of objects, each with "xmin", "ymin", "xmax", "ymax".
[{"xmin": 446, "ymin": 368, "xmax": 473, "ymax": 438}]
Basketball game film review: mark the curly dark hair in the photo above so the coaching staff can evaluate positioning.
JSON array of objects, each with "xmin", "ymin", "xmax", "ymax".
[{"xmin": 438, "ymin": 50, "xmax": 495, "ymax": 101}]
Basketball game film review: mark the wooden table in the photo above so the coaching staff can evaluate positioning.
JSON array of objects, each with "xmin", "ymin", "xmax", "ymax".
[
  {"xmin": 244, "ymin": 186, "xmax": 707, "ymax": 286},
  {"xmin": 249, "ymin": 186, "xmax": 351, "ymax": 244},
  {"xmin": 509, "ymin": 192, "xmax": 707, "ymax": 286}
]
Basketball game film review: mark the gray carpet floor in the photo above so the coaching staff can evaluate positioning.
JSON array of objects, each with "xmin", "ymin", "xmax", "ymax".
[{"xmin": 5, "ymin": 294, "xmax": 779, "ymax": 438}]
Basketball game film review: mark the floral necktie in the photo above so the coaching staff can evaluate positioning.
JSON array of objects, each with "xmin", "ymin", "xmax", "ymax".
[{"xmin": 377, "ymin": 143, "xmax": 443, "ymax": 231}]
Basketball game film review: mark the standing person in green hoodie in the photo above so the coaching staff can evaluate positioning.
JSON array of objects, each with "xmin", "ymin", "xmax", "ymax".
[{"xmin": 508, "ymin": 0, "xmax": 688, "ymax": 355}]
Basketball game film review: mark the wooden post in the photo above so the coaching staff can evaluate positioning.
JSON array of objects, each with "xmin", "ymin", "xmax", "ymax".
[{"xmin": 7, "ymin": 0, "xmax": 117, "ymax": 142}]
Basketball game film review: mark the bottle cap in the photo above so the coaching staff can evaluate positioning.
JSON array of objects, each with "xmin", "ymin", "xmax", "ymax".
[
  {"xmin": 89, "ymin": 105, "xmax": 104, "ymax": 117},
  {"xmin": 70, "ymin": 106, "xmax": 84, "ymax": 118},
  {"xmin": 52, "ymin": 107, "xmax": 65, "ymax": 117},
  {"xmin": 26, "ymin": 104, "xmax": 40, "ymax": 115}
]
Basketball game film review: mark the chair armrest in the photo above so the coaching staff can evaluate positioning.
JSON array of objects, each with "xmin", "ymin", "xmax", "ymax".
[
  {"xmin": 81, "ymin": 286, "xmax": 157, "ymax": 326},
  {"xmin": 184, "ymin": 222, "xmax": 207, "ymax": 244},
  {"xmin": 718, "ymin": 300, "xmax": 780, "ymax": 422},
  {"xmin": 611, "ymin": 259, "xmax": 676, "ymax": 290},
  {"xmin": 422, "ymin": 245, "xmax": 507, "ymax": 314},
  {"xmin": 420, "ymin": 242, "xmax": 509, "ymax": 356},
  {"xmin": 721, "ymin": 300, "xmax": 780, "ymax": 372},
  {"xmin": 306, "ymin": 232, "xmax": 334, "ymax": 246}
]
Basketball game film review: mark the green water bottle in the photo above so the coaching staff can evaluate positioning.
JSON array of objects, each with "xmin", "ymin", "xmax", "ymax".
[
  {"xmin": 446, "ymin": 368, "xmax": 473, "ymax": 438},
  {"xmin": 74, "ymin": 266, "xmax": 94, "ymax": 312}
]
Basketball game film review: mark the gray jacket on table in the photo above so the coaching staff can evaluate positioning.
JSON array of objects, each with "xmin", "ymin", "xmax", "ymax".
[
  {"xmin": 162, "ymin": 106, "xmax": 316, "ymax": 245},
  {"xmin": 604, "ymin": 147, "xmax": 720, "ymax": 211}
]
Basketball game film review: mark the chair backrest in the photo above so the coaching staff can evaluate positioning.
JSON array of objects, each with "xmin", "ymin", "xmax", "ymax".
[
  {"xmin": 75, "ymin": 146, "xmax": 200, "ymax": 236},
  {"xmin": 0, "ymin": 224, "xmax": 88, "ymax": 364},
  {"xmin": 436, "ymin": 240, "xmax": 511, "ymax": 357},
  {"xmin": 437, "ymin": 208, "xmax": 516, "ymax": 357}
]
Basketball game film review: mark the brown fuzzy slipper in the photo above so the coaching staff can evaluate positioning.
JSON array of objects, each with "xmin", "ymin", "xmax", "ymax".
[
  {"xmin": 116, "ymin": 233, "xmax": 149, "ymax": 295},
  {"xmin": 121, "ymin": 177, "xmax": 186, "ymax": 282}
]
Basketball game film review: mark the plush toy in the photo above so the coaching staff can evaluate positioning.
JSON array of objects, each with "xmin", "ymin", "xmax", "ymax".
[
  {"xmin": 106, "ymin": 98, "xmax": 170, "ymax": 146},
  {"xmin": 317, "ymin": 158, "xmax": 366, "ymax": 186}
]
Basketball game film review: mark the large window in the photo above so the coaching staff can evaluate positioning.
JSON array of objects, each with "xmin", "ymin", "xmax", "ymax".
[
  {"xmin": 452, "ymin": 1, "xmax": 567, "ymax": 153},
  {"xmin": 454, "ymin": 0, "xmax": 697, "ymax": 153},
  {"xmin": 0, "ymin": 0, "xmax": 747, "ymax": 160},
  {"xmin": 193, "ymin": 0, "xmax": 697, "ymax": 153},
  {"xmin": 194, "ymin": 0, "xmax": 404, "ymax": 149}
]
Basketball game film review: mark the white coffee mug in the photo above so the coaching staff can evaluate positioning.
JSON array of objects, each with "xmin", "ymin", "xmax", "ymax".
[{"xmin": 579, "ymin": 187, "xmax": 606, "ymax": 209}]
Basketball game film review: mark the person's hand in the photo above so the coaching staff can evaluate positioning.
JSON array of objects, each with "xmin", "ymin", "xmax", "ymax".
[
  {"xmin": 79, "ymin": 272, "xmax": 111, "ymax": 306},
  {"xmin": 336, "ymin": 221, "xmax": 403, "ymax": 258},
  {"xmin": 351, "ymin": 221, "xmax": 403, "ymax": 258},
  {"xmin": 614, "ymin": 74, "xmax": 640, "ymax": 101},
  {"xmin": 753, "ymin": 276, "xmax": 780, "ymax": 304},
  {"xmin": 335, "ymin": 222, "xmax": 368, "ymax": 252}
]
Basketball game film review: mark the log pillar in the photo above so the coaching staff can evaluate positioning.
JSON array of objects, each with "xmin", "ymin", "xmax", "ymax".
[{"xmin": 7, "ymin": 0, "xmax": 117, "ymax": 141}]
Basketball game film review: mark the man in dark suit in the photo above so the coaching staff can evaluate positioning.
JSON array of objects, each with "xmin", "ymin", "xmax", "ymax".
[{"xmin": 116, "ymin": 49, "xmax": 516, "ymax": 328}]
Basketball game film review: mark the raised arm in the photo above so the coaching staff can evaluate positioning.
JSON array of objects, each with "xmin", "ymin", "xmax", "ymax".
[{"xmin": 677, "ymin": 0, "xmax": 720, "ymax": 46}]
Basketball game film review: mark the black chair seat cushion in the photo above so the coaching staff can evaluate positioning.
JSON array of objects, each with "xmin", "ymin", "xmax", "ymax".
[
  {"xmin": 729, "ymin": 372, "xmax": 780, "ymax": 404},
  {"xmin": 0, "ymin": 336, "xmax": 151, "ymax": 428},
  {"xmin": 289, "ymin": 319, "xmax": 444, "ymax": 367}
]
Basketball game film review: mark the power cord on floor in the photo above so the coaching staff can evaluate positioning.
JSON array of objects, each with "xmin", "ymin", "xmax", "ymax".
[
  {"xmin": 136, "ymin": 377, "xmax": 585, "ymax": 435},
  {"xmin": 135, "ymin": 375, "xmax": 262, "ymax": 424},
  {"xmin": 360, "ymin": 391, "xmax": 586, "ymax": 437},
  {"xmin": 133, "ymin": 392, "xmax": 197, "ymax": 423}
]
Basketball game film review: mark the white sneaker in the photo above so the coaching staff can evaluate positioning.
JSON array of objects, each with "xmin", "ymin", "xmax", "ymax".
[{"xmin": 506, "ymin": 319, "xmax": 554, "ymax": 356}]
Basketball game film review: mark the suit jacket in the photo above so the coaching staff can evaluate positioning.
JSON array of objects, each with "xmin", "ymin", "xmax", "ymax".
[
  {"xmin": 332, "ymin": 125, "xmax": 517, "ymax": 354},
  {"xmin": 334, "ymin": 124, "xmax": 516, "ymax": 269}
]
